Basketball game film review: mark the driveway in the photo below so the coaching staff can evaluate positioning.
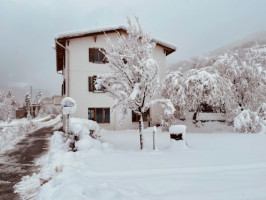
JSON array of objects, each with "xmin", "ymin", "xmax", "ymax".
[{"xmin": 0, "ymin": 125, "xmax": 60, "ymax": 200}]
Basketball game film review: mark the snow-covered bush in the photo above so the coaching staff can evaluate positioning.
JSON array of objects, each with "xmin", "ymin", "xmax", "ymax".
[
  {"xmin": 234, "ymin": 110, "xmax": 261, "ymax": 133},
  {"xmin": 258, "ymin": 103, "xmax": 266, "ymax": 126},
  {"xmin": 69, "ymin": 118, "xmax": 100, "ymax": 151},
  {"xmin": 161, "ymin": 115, "xmax": 175, "ymax": 132}
]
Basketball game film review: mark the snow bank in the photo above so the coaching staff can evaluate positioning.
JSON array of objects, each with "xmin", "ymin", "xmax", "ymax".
[
  {"xmin": 0, "ymin": 115, "xmax": 61, "ymax": 154},
  {"xmin": 14, "ymin": 118, "xmax": 105, "ymax": 199},
  {"xmin": 23, "ymin": 130, "xmax": 266, "ymax": 200},
  {"xmin": 14, "ymin": 118, "xmax": 266, "ymax": 200}
]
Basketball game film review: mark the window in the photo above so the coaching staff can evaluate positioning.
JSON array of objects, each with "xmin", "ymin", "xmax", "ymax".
[
  {"xmin": 132, "ymin": 109, "xmax": 150, "ymax": 122},
  {"xmin": 89, "ymin": 48, "xmax": 108, "ymax": 63},
  {"xmin": 88, "ymin": 108, "xmax": 110, "ymax": 123},
  {"xmin": 88, "ymin": 76, "xmax": 105, "ymax": 92}
]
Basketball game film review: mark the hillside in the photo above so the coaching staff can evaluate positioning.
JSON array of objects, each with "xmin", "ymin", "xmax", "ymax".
[{"xmin": 168, "ymin": 30, "xmax": 266, "ymax": 72}]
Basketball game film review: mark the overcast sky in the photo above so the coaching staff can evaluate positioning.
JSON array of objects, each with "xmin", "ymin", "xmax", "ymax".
[{"xmin": 1, "ymin": 0, "xmax": 266, "ymax": 95}]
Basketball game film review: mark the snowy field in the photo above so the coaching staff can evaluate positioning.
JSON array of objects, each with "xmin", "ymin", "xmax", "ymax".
[{"xmin": 16, "ymin": 122, "xmax": 266, "ymax": 200}]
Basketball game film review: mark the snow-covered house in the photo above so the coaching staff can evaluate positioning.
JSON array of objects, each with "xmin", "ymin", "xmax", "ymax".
[{"xmin": 55, "ymin": 26, "xmax": 176, "ymax": 130}]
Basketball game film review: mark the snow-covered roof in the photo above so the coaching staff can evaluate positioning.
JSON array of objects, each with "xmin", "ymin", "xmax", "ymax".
[
  {"xmin": 55, "ymin": 26, "xmax": 176, "ymax": 53},
  {"xmin": 56, "ymin": 26, "xmax": 126, "ymax": 39},
  {"xmin": 55, "ymin": 26, "xmax": 176, "ymax": 71}
]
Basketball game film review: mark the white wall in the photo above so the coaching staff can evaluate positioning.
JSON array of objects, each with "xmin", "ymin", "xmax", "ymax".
[{"xmin": 63, "ymin": 32, "xmax": 167, "ymax": 130}]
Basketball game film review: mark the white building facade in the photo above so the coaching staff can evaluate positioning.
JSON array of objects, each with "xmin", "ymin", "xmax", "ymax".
[{"xmin": 55, "ymin": 26, "xmax": 176, "ymax": 130}]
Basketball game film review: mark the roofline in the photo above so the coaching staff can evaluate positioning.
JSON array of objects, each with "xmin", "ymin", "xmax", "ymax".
[
  {"xmin": 55, "ymin": 26, "xmax": 176, "ymax": 72},
  {"xmin": 55, "ymin": 26, "xmax": 176, "ymax": 52}
]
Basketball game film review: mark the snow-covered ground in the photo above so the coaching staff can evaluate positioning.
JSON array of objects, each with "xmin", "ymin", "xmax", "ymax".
[
  {"xmin": 0, "ymin": 115, "xmax": 61, "ymax": 154},
  {"xmin": 15, "ymin": 120, "xmax": 266, "ymax": 200}
]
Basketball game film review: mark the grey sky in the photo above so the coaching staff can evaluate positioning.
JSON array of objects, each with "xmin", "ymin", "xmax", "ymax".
[{"xmin": 1, "ymin": 0, "xmax": 266, "ymax": 95}]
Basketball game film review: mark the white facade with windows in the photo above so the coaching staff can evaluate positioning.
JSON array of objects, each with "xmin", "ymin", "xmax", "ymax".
[{"xmin": 55, "ymin": 26, "xmax": 176, "ymax": 130}]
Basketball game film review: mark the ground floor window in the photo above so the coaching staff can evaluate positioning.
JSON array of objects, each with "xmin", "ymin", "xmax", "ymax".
[
  {"xmin": 88, "ymin": 108, "xmax": 110, "ymax": 123},
  {"xmin": 132, "ymin": 109, "xmax": 150, "ymax": 122}
]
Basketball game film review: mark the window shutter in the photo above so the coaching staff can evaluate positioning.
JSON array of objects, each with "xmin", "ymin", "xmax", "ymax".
[
  {"xmin": 89, "ymin": 48, "xmax": 94, "ymax": 63},
  {"xmin": 63, "ymin": 79, "xmax": 66, "ymax": 95},
  {"xmin": 88, "ymin": 76, "xmax": 94, "ymax": 92},
  {"xmin": 61, "ymin": 83, "xmax": 64, "ymax": 96}
]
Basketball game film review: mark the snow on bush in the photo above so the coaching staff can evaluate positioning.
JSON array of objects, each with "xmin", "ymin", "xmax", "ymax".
[
  {"xmin": 70, "ymin": 118, "xmax": 99, "ymax": 135},
  {"xmin": 258, "ymin": 103, "xmax": 266, "ymax": 126},
  {"xmin": 234, "ymin": 110, "xmax": 260, "ymax": 133},
  {"xmin": 69, "ymin": 118, "xmax": 100, "ymax": 150}
]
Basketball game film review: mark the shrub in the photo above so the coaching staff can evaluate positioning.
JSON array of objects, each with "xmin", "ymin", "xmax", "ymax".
[
  {"xmin": 234, "ymin": 110, "xmax": 260, "ymax": 133},
  {"xmin": 258, "ymin": 103, "xmax": 266, "ymax": 126}
]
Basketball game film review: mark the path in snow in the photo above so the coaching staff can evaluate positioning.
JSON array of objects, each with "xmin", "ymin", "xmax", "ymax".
[{"xmin": 0, "ymin": 125, "xmax": 60, "ymax": 199}]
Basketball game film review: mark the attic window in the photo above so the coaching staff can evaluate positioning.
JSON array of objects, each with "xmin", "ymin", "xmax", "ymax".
[{"xmin": 89, "ymin": 48, "xmax": 108, "ymax": 63}]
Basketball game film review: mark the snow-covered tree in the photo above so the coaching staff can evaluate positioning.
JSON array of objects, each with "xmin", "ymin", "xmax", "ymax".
[
  {"xmin": 25, "ymin": 92, "xmax": 32, "ymax": 120},
  {"xmin": 34, "ymin": 90, "xmax": 42, "ymax": 116},
  {"xmin": 213, "ymin": 51, "xmax": 266, "ymax": 112},
  {"xmin": 96, "ymin": 17, "xmax": 174, "ymax": 149},
  {"xmin": 168, "ymin": 42, "xmax": 266, "ymax": 133},
  {"xmin": 10, "ymin": 96, "xmax": 17, "ymax": 121},
  {"xmin": 0, "ymin": 89, "xmax": 18, "ymax": 122},
  {"xmin": 162, "ymin": 68, "xmax": 236, "ymax": 122},
  {"xmin": 161, "ymin": 71, "xmax": 187, "ymax": 120},
  {"xmin": 0, "ymin": 90, "xmax": 8, "ymax": 121},
  {"xmin": 35, "ymin": 90, "xmax": 42, "ymax": 104}
]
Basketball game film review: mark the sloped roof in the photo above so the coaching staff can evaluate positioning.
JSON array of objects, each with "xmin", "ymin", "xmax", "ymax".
[{"xmin": 55, "ymin": 26, "xmax": 176, "ymax": 71}]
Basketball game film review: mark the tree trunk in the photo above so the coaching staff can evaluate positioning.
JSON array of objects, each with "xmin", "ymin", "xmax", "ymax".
[
  {"xmin": 193, "ymin": 112, "xmax": 197, "ymax": 121},
  {"xmin": 139, "ymin": 113, "xmax": 144, "ymax": 150}
]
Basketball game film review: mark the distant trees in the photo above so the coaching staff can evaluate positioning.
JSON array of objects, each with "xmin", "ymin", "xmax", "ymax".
[
  {"xmin": 34, "ymin": 90, "xmax": 42, "ymax": 116},
  {"xmin": 96, "ymin": 17, "xmax": 174, "ymax": 149},
  {"xmin": 24, "ymin": 92, "xmax": 32, "ymax": 120},
  {"xmin": 0, "ymin": 90, "xmax": 18, "ymax": 122}
]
